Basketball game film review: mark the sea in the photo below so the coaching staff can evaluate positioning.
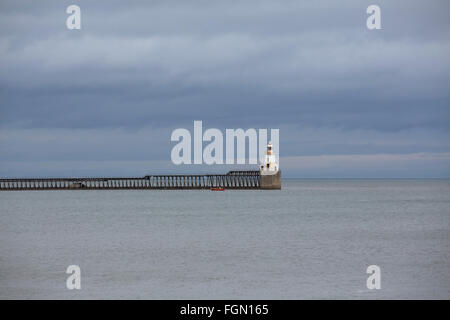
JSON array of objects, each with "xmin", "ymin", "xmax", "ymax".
[{"xmin": 0, "ymin": 179, "xmax": 449, "ymax": 299}]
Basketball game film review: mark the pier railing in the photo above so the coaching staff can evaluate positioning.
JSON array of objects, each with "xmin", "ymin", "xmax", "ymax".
[{"xmin": 0, "ymin": 171, "xmax": 261, "ymax": 190}]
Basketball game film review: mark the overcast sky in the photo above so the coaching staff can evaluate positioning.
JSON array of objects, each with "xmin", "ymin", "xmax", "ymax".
[{"xmin": 0, "ymin": 0, "xmax": 449, "ymax": 177}]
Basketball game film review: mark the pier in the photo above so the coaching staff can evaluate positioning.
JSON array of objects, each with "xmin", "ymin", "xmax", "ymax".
[{"xmin": 0, "ymin": 171, "xmax": 263, "ymax": 191}]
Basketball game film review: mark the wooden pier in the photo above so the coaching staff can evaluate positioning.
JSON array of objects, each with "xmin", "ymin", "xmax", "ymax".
[{"xmin": 0, "ymin": 171, "xmax": 262, "ymax": 191}]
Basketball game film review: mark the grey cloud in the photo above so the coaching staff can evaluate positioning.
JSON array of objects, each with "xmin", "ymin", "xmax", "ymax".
[{"xmin": 0, "ymin": 0, "xmax": 449, "ymax": 177}]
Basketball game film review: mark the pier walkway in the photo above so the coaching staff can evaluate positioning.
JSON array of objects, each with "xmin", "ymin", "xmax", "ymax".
[{"xmin": 0, "ymin": 171, "xmax": 261, "ymax": 191}]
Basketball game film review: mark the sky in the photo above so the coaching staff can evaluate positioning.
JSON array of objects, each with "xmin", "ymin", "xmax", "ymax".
[{"xmin": 0, "ymin": 0, "xmax": 449, "ymax": 178}]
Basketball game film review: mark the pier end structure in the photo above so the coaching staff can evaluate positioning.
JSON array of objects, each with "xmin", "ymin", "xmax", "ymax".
[{"xmin": 260, "ymin": 170, "xmax": 281, "ymax": 189}]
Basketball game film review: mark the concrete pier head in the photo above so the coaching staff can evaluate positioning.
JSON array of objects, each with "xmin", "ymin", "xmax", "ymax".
[{"xmin": 260, "ymin": 171, "xmax": 281, "ymax": 189}]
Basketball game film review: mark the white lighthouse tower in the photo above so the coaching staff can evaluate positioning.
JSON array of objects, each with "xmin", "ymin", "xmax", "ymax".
[
  {"xmin": 259, "ymin": 142, "xmax": 281, "ymax": 189},
  {"xmin": 260, "ymin": 142, "xmax": 278, "ymax": 174}
]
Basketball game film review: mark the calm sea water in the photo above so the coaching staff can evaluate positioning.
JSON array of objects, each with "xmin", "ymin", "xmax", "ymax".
[{"xmin": 0, "ymin": 179, "xmax": 449, "ymax": 299}]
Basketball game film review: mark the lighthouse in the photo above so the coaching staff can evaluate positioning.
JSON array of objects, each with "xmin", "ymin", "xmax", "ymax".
[{"xmin": 259, "ymin": 142, "xmax": 281, "ymax": 189}]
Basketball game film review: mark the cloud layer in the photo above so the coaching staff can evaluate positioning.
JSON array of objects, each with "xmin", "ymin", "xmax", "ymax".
[{"xmin": 0, "ymin": 0, "xmax": 449, "ymax": 177}]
